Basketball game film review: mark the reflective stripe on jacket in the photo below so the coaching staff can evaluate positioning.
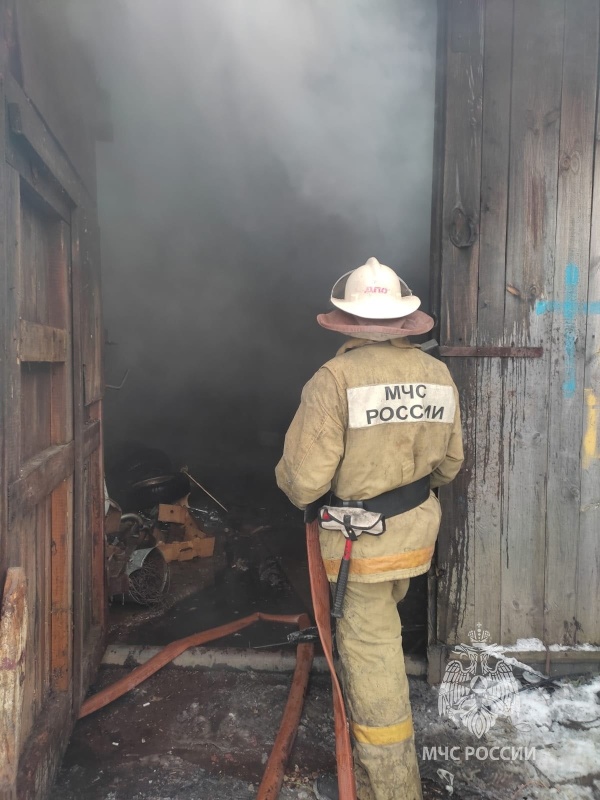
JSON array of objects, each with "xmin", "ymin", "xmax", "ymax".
[{"xmin": 275, "ymin": 337, "xmax": 464, "ymax": 582}]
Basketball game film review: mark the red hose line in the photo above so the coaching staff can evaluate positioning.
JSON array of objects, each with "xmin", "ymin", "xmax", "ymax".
[
  {"xmin": 306, "ymin": 520, "xmax": 357, "ymax": 799},
  {"xmin": 80, "ymin": 546, "xmax": 356, "ymax": 798},
  {"xmin": 79, "ymin": 611, "xmax": 308, "ymax": 719},
  {"xmin": 78, "ymin": 611, "xmax": 319, "ymax": 799},
  {"xmin": 256, "ymin": 613, "xmax": 314, "ymax": 799}
]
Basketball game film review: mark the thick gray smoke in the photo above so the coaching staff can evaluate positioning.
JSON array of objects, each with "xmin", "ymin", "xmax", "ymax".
[{"xmin": 67, "ymin": 0, "xmax": 437, "ymax": 494}]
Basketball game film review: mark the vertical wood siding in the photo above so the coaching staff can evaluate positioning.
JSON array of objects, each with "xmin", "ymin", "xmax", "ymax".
[
  {"xmin": 436, "ymin": 0, "xmax": 484, "ymax": 644},
  {"xmin": 473, "ymin": 0, "xmax": 514, "ymax": 643},
  {"xmin": 578, "ymin": 9, "xmax": 600, "ymax": 641},
  {"xmin": 501, "ymin": 0, "xmax": 564, "ymax": 644},
  {"xmin": 545, "ymin": 0, "xmax": 599, "ymax": 645},
  {"xmin": 436, "ymin": 0, "xmax": 600, "ymax": 647}
]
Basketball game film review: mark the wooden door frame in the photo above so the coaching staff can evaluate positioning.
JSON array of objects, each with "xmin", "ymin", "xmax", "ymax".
[{"xmin": 1, "ymin": 65, "xmax": 105, "ymax": 798}]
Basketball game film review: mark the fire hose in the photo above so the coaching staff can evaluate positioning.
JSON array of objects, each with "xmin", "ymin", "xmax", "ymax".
[
  {"xmin": 306, "ymin": 520, "xmax": 357, "ymax": 799},
  {"xmin": 78, "ymin": 522, "xmax": 356, "ymax": 798}
]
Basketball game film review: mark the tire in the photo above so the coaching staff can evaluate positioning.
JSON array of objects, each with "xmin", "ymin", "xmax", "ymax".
[
  {"xmin": 109, "ymin": 446, "xmax": 172, "ymax": 484},
  {"xmin": 128, "ymin": 472, "xmax": 191, "ymax": 510},
  {"xmin": 118, "ymin": 450, "xmax": 173, "ymax": 484},
  {"xmin": 106, "ymin": 444, "xmax": 173, "ymax": 505}
]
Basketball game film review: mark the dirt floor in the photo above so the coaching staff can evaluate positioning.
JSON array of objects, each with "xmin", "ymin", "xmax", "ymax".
[
  {"xmin": 49, "ymin": 483, "xmax": 600, "ymax": 800},
  {"xmin": 50, "ymin": 662, "xmax": 600, "ymax": 800},
  {"xmin": 50, "ymin": 665, "xmax": 335, "ymax": 800}
]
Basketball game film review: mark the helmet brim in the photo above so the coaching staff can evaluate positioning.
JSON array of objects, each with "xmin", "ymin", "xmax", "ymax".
[{"xmin": 317, "ymin": 308, "xmax": 435, "ymax": 339}]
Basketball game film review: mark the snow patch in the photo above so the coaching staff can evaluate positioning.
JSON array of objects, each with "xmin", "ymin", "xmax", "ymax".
[
  {"xmin": 504, "ymin": 638, "xmax": 547, "ymax": 652},
  {"xmin": 497, "ymin": 638, "xmax": 600, "ymax": 653},
  {"xmin": 488, "ymin": 677, "xmax": 600, "ymax": 785}
]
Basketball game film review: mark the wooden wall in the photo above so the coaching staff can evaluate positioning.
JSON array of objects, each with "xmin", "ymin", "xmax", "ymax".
[
  {"xmin": 433, "ymin": 0, "xmax": 600, "ymax": 651},
  {"xmin": 0, "ymin": 1, "xmax": 106, "ymax": 798}
]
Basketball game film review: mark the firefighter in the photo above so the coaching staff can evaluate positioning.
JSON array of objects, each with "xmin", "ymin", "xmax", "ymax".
[{"xmin": 275, "ymin": 257, "xmax": 464, "ymax": 800}]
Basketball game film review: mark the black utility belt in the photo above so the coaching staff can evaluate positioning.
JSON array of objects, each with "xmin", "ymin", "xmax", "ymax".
[{"xmin": 329, "ymin": 475, "xmax": 431, "ymax": 520}]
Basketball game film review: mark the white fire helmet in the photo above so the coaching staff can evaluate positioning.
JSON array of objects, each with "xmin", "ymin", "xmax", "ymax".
[{"xmin": 330, "ymin": 257, "xmax": 421, "ymax": 319}]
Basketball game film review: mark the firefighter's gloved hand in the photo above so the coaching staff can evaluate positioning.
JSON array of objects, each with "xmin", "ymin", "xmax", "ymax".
[{"xmin": 318, "ymin": 506, "xmax": 385, "ymax": 536}]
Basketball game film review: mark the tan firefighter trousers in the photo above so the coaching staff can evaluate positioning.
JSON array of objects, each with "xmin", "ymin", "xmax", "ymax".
[{"xmin": 335, "ymin": 578, "xmax": 423, "ymax": 800}]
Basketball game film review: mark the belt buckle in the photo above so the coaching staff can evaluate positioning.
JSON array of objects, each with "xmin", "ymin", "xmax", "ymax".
[{"xmin": 340, "ymin": 499, "xmax": 364, "ymax": 509}]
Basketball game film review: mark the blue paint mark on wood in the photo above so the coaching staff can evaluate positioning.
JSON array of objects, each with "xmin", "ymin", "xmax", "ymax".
[{"xmin": 534, "ymin": 264, "xmax": 600, "ymax": 398}]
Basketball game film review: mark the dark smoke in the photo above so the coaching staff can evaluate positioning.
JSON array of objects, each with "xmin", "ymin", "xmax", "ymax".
[{"xmin": 66, "ymin": 0, "xmax": 437, "ymax": 495}]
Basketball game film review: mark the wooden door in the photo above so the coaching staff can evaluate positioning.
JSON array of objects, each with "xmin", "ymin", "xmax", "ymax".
[
  {"xmin": 431, "ymin": 0, "xmax": 600, "ymax": 667},
  {"xmin": 0, "ymin": 55, "xmax": 105, "ymax": 800}
]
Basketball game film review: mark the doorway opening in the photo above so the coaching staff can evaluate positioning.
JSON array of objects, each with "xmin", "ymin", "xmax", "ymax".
[{"xmin": 74, "ymin": 0, "xmax": 439, "ymax": 657}]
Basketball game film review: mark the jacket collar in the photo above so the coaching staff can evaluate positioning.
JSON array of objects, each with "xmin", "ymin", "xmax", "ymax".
[{"xmin": 336, "ymin": 337, "xmax": 414, "ymax": 357}]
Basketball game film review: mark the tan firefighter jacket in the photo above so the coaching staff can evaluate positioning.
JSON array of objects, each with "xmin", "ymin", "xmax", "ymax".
[{"xmin": 275, "ymin": 337, "xmax": 464, "ymax": 582}]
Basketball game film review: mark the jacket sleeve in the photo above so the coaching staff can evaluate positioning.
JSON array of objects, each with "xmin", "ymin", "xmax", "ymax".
[
  {"xmin": 275, "ymin": 367, "xmax": 346, "ymax": 509},
  {"xmin": 430, "ymin": 385, "xmax": 464, "ymax": 489}
]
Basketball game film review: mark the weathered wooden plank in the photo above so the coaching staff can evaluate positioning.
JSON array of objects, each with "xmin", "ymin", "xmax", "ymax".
[
  {"xmin": 472, "ymin": 0, "xmax": 513, "ymax": 643},
  {"xmin": 12, "ymin": 509, "xmax": 36, "ymax": 755},
  {"xmin": 439, "ymin": 346, "xmax": 542, "ymax": 358},
  {"xmin": 49, "ymin": 222, "xmax": 73, "ymax": 447},
  {"xmin": 436, "ymin": 357, "xmax": 477, "ymax": 643},
  {"xmin": 0, "ymin": 568, "xmax": 27, "ymax": 794},
  {"xmin": 50, "ymin": 478, "xmax": 73, "ymax": 691},
  {"xmin": 0, "ymin": 74, "xmax": 9, "ymax": 578},
  {"xmin": 82, "ymin": 419, "xmax": 101, "ymax": 461},
  {"xmin": 87, "ymin": 402, "xmax": 105, "ymax": 629},
  {"xmin": 440, "ymin": 0, "xmax": 484, "ymax": 348},
  {"xmin": 429, "ymin": 643, "xmax": 600, "ymax": 684},
  {"xmin": 81, "ymin": 211, "xmax": 104, "ymax": 406},
  {"xmin": 89, "ymin": 450, "xmax": 105, "ymax": 628},
  {"xmin": 18, "ymin": 320, "xmax": 67, "ymax": 363},
  {"xmin": 24, "ymin": 498, "xmax": 51, "ymax": 735},
  {"xmin": 20, "ymin": 364, "xmax": 52, "ymax": 464},
  {"xmin": 473, "ymin": 358, "xmax": 506, "ymax": 641},
  {"xmin": 17, "ymin": 193, "xmax": 61, "ymax": 469},
  {"xmin": 2, "ymin": 167, "xmax": 22, "ymax": 534},
  {"xmin": 544, "ymin": 0, "xmax": 599, "ymax": 646},
  {"xmin": 477, "ymin": 0, "xmax": 513, "ymax": 344},
  {"xmin": 19, "ymin": 189, "xmax": 51, "ymax": 325},
  {"xmin": 5, "ymin": 138, "xmax": 71, "ymax": 223},
  {"xmin": 504, "ymin": 0, "xmax": 564, "ymax": 338},
  {"xmin": 79, "ymin": 623, "xmax": 105, "ymax": 707},
  {"xmin": 500, "ymin": 0, "xmax": 564, "ymax": 644},
  {"xmin": 47, "ymin": 219, "xmax": 70, "ymax": 329},
  {"xmin": 429, "ymin": 0, "xmax": 448, "ymax": 322},
  {"xmin": 38, "ymin": 496, "xmax": 52, "ymax": 700},
  {"xmin": 577, "ymin": 8, "xmax": 600, "ymax": 647},
  {"xmin": 5, "ymin": 74, "xmax": 90, "ymax": 209},
  {"xmin": 80, "ymin": 460, "xmax": 93, "ymax": 660},
  {"xmin": 70, "ymin": 208, "xmax": 86, "ymax": 705},
  {"xmin": 436, "ymin": 0, "xmax": 484, "ymax": 644},
  {"xmin": 16, "ymin": 506, "xmax": 54, "ymax": 752},
  {"xmin": 16, "ymin": 693, "xmax": 71, "ymax": 800},
  {"xmin": 8, "ymin": 442, "xmax": 74, "ymax": 526}
]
